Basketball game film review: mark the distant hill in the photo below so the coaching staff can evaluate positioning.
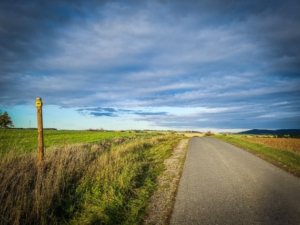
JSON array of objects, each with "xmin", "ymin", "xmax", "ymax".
[{"xmin": 238, "ymin": 129, "xmax": 300, "ymax": 137}]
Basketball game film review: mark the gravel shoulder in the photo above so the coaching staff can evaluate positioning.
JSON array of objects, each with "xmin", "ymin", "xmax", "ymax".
[{"xmin": 144, "ymin": 139, "xmax": 189, "ymax": 225}]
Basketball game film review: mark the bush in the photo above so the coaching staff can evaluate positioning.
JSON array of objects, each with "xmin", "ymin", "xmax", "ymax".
[{"xmin": 204, "ymin": 131, "xmax": 214, "ymax": 136}]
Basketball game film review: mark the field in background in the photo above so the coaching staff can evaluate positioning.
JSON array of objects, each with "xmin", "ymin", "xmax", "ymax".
[
  {"xmin": 0, "ymin": 129, "xmax": 185, "ymax": 224},
  {"xmin": 182, "ymin": 133, "xmax": 204, "ymax": 137},
  {"xmin": 242, "ymin": 137, "xmax": 300, "ymax": 154},
  {"xmin": 215, "ymin": 134, "xmax": 300, "ymax": 177},
  {"xmin": 0, "ymin": 129, "xmax": 158, "ymax": 156}
]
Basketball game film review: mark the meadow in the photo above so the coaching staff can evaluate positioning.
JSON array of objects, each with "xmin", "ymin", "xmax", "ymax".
[
  {"xmin": 215, "ymin": 134, "xmax": 300, "ymax": 177},
  {"xmin": 0, "ymin": 129, "xmax": 185, "ymax": 225},
  {"xmin": 0, "ymin": 129, "xmax": 151, "ymax": 156}
]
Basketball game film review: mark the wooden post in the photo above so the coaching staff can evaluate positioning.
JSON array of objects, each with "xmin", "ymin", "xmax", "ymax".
[{"xmin": 36, "ymin": 98, "xmax": 44, "ymax": 166}]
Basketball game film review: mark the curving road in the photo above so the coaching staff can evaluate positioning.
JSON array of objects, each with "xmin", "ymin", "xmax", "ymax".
[{"xmin": 170, "ymin": 137, "xmax": 300, "ymax": 225}]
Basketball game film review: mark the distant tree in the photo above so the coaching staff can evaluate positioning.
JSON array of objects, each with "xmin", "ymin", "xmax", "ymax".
[{"xmin": 0, "ymin": 111, "xmax": 14, "ymax": 128}]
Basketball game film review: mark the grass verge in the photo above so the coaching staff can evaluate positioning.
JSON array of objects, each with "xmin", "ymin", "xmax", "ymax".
[
  {"xmin": 215, "ymin": 135, "xmax": 300, "ymax": 177},
  {"xmin": 144, "ymin": 139, "xmax": 189, "ymax": 224},
  {"xmin": 0, "ymin": 134, "xmax": 184, "ymax": 224}
]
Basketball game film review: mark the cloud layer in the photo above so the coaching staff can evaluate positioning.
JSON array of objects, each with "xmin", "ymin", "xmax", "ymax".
[{"xmin": 1, "ymin": 0, "xmax": 300, "ymax": 129}]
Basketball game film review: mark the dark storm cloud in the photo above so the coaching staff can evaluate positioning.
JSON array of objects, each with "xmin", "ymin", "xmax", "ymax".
[
  {"xmin": 0, "ymin": 1, "xmax": 88, "ymax": 69},
  {"xmin": 0, "ymin": 0, "xmax": 103, "ymax": 104}
]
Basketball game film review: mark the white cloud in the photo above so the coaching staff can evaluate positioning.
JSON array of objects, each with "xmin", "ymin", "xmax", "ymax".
[{"xmin": 1, "ymin": 0, "xmax": 300, "ymax": 129}]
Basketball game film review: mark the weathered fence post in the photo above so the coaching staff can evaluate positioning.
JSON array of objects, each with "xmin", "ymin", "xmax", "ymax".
[{"xmin": 36, "ymin": 98, "xmax": 44, "ymax": 166}]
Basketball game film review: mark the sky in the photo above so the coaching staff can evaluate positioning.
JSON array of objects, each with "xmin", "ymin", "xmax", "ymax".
[{"xmin": 1, "ymin": 0, "xmax": 300, "ymax": 132}]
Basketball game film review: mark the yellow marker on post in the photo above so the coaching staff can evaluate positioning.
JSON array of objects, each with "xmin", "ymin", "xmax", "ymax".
[
  {"xmin": 36, "ymin": 98, "xmax": 44, "ymax": 166},
  {"xmin": 36, "ymin": 99, "xmax": 42, "ymax": 107}
]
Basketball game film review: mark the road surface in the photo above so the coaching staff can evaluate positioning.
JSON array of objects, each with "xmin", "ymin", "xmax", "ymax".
[{"xmin": 170, "ymin": 137, "xmax": 300, "ymax": 225}]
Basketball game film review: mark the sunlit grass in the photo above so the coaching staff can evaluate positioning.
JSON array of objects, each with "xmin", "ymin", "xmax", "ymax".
[
  {"xmin": 215, "ymin": 134, "xmax": 300, "ymax": 176},
  {"xmin": 0, "ymin": 130, "xmax": 184, "ymax": 224},
  {"xmin": 0, "ymin": 129, "xmax": 157, "ymax": 155}
]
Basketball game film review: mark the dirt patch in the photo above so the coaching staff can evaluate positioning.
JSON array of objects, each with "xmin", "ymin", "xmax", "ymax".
[{"xmin": 144, "ymin": 139, "xmax": 189, "ymax": 225}]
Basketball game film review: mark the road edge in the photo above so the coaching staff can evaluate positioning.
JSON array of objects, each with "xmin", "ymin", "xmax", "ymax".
[
  {"xmin": 213, "ymin": 136, "xmax": 300, "ymax": 179},
  {"xmin": 144, "ymin": 139, "xmax": 189, "ymax": 225}
]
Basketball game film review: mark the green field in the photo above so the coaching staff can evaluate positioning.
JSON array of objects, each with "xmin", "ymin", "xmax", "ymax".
[
  {"xmin": 215, "ymin": 134, "xmax": 300, "ymax": 176},
  {"xmin": 0, "ymin": 129, "xmax": 158, "ymax": 155},
  {"xmin": 0, "ymin": 129, "xmax": 185, "ymax": 225}
]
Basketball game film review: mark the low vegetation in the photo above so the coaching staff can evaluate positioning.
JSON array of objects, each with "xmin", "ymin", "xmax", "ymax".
[
  {"xmin": 0, "ymin": 130, "xmax": 185, "ymax": 224},
  {"xmin": 215, "ymin": 134, "xmax": 300, "ymax": 176},
  {"xmin": 204, "ymin": 131, "xmax": 214, "ymax": 136},
  {"xmin": 242, "ymin": 136, "xmax": 300, "ymax": 154},
  {"xmin": 0, "ymin": 129, "xmax": 155, "ymax": 156},
  {"xmin": 145, "ymin": 139, "xmax": 189, "ymax": 224}
]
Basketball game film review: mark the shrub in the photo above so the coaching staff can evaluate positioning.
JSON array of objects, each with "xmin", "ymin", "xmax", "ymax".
[{"xmin": 204, "ymin": 131, "xmax": 214, "ymax": 136}]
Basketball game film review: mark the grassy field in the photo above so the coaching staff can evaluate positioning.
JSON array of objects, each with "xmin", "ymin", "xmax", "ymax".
[
  {"xmin": 0, "ymin": 129, "xmax": 156, "ymax": 156},
  {"xmin": 0, "ymin": 129, "xmax": 185, "ymax": 225},
  {"xmin": 215, "ymin": 134, "xmax": 300, "ymax": 176}
]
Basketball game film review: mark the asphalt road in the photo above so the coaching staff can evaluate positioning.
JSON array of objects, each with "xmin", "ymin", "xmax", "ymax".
[{"xmin": 170, "ymin": 137, "xmax": 300, "ymax": 225}]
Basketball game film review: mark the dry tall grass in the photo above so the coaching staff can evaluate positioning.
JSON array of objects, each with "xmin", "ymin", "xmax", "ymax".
[
  {"xmin": 0, "ymin": 135, "xmax": 181, "ymax": 224},
  {"xmin": 0, "ymin": 142, "xmax": 106, "ymax": 225}
]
